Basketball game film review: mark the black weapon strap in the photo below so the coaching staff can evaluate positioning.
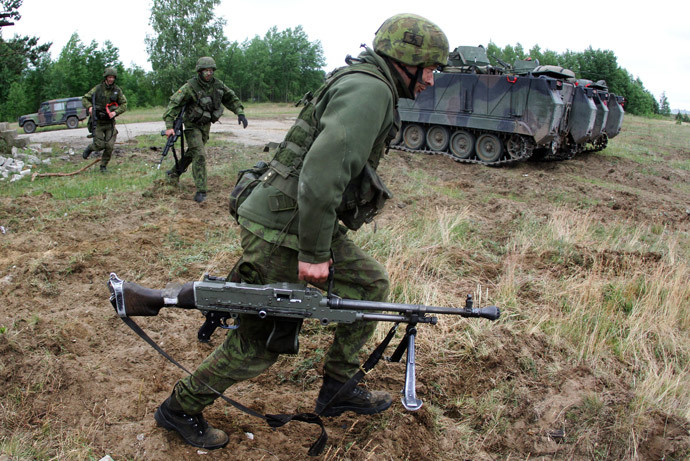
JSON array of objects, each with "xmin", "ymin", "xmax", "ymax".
[
  {"xmin": 177, "ymin": 125, "xmax": 185, "ymax": 168},
  {"xmin": 316, "ymin": 258, "xmax": 401, "ymax": 417},
  {"xmin": 119, "ymin": 313, "xmax": 398, "ymax": 456},
  {"xmin": 171, "ymin": 143, "xmax": 180, "ymax": 172},
  {"xmin": 119, "ymin": 315, "xmax": 332, "ymax": 454},
  {"xmin": 315, "ymin": 322, "xmax": 399, "ymax": 415}
]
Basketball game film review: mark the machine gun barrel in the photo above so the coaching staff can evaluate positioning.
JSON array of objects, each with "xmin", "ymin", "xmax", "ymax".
[{"xmin": 327, "ymin": 297, "xmax": 500, "ymax": 321}]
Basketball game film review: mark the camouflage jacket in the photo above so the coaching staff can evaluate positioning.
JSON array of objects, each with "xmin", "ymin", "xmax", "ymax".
[
  {"xmin": 82, "ymin": 82, "xmax": 128, "ymax": 120},
  {"xmin": 238, "ymin": 48, "xmax": 400, "ymax": 264},
  {"xmin": 163, "ymin": 75, "xmax": 244, "ymax": 129}
]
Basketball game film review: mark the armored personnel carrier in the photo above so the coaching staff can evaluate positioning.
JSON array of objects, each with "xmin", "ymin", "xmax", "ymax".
[
  {"xmin": 391, "ymin": 45, "xmax": 625, "ymax": 165},
  {"xmin": 576, "ymin": 79, "xmax": 625, "ymax": 152}
]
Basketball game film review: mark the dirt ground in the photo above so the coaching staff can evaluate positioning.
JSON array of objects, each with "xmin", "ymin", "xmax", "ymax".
[{"xmin": 1, "ymin": 115, "xmax": 689, "ymax": 460}]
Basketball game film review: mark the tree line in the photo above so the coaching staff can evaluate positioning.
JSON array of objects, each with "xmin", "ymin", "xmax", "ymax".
[
  {"xmin": 0, "ymin": 0, "xmax": 672, "ymax": 122},
  {"xmin": 0, "ymin": 0, "xmax": 326, "ymax": 122},
  {"xmin": 485, "ymin": 42, "xmax": 662, "ymax": 116}
]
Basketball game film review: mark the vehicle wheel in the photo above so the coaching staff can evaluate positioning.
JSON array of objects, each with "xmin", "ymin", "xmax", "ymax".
[
  {"xmin": 475, "ymin": 134, "xmax": 504, "ymax": 163},
  {"xmin": 505, "ymin": 135, "xmax": 527, "ymax": 159},
  {"xmin": 22, "ymin": 121, "xmax": 36, "ymax": 134},
  {"xmin": 449, "ymin": 130, "xmax": 475, "ymax": 159},
  {"xmin": 403, "ymin": 124, "xmax": 425, "ymax": 150},
  {"xmin": 66, "ymin": 116, "xmax": 79, "ymax": 129},
  {"xmin": 425, "ymin": 125, "xmax": 449, "ymax": 152}
]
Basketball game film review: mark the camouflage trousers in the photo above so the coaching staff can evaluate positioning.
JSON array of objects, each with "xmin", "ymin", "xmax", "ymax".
[
  {"xmin": 89, "ymin": 121, "xmax": 117, "ymax": 167},
  {"xmin": 169, "ymin": 124, "xmax": 210, "ymax": 192},
  {"xmin": 173, "ymin": 226, "xmax": 390, "ymax": 414}
]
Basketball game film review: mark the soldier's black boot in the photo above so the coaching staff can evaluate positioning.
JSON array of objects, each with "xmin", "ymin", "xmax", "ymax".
[
  {"xmin": 314, "ymin": 375, "xmax": 392, "ymax": 417},
  {"xmin": 82, "ymin": 146, "xmax": 93, "ymax": 159},
  {"xmin": 154, "ymin": 394, "xmax": 229, "ymax": 449},
  {"xmin": 99, "ymin": 165, "xmax": 107, "ymax": 173},
  {"xmin": 194, "ymin": 191, "xmax": 207, "ymax": 203}
]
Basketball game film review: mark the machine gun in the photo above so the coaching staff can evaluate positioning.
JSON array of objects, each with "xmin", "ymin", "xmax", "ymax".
[
  {"xmin": 157, "ymin": 105, "xmax": 185, "ymax": 170},
  {"xmin": 108, "ymin": 272, "xmax": 499, "ymax": 412}
]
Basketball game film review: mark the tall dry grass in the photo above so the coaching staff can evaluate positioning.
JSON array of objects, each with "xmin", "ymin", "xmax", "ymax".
[{"xmin": 504, "ymin": 208, "xmax": 689, "ymax": 420}]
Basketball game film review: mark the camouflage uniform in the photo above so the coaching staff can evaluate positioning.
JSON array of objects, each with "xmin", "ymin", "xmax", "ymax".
[
  {"xmin": 82, "ymin": 76, "xmax": 127, "ymax": 168},
  {"xmin": 156, "ymin": 16, "xmax": 449, "ymax": 449},
  {"xmin": 163, "ymin": 73, "xmax": 245, "ymax": 194},
  {"xmin": 175, "ymin": 226, "xmax": 389, "ymax": 412},
  {"xmin": 173, "ymin": 47, "xmax": 402, "ymax": 412}
]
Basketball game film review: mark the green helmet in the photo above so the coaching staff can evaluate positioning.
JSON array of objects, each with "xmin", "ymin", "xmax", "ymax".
[
  {"xmin": 373, "ymin": 14, "xmax": 449, "ymax": 68},
  {"xmin": 196, "ymin": 56, "xmax": 217, "ymax": 72},
  {"xmin": 103, "ymin": 67, "xmax": 118, "ymax": 78}
]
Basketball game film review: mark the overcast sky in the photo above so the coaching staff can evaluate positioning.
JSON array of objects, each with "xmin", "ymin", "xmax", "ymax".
[{"xmin": 7, "ymin": 0, "xmax": 690, "ymax": 110}]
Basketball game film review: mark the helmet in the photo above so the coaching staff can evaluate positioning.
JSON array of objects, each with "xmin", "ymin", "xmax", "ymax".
[
  {"xmin": 373, "ymin": 14, "xmax": 449, "ymax": 68},
  {"xmin": 196, "ymin": 57, "xmax": 217, "ymax": 72},
  {"xmin": 103, "ymin": 67, "xmax": 118, "ymax": 78}
]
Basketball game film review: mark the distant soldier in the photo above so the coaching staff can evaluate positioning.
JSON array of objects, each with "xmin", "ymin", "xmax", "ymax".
[
  {"xmin": 162, "ymin": 57, "xmax": 248, "ymax": 203},
  {"xmin": 82, "ymin": 67, "xmax": 128, "ymax": 172}
]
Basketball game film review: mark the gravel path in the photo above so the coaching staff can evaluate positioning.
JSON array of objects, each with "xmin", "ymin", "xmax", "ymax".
[{"xmin": 17, "ymin": 116, "xmax": 294, "ymax": 149}]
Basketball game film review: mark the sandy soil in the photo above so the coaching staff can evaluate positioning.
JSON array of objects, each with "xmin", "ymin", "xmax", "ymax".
[{"xmin": 1, "ymin": 116, "xmax": 689, "ymax": 460}]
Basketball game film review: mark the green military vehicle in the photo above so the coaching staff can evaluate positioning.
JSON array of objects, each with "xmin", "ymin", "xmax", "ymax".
[
  {"xmin": 18, "ymin": 97, "xmax": 88, "ymax": 134},
  {"xmin": 392, "ymin": 45, "xmax": 625, "ymax": 165}
]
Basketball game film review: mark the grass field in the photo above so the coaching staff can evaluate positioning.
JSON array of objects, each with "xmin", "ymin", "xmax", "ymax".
[{"xmin": 0, "ymin": 112, "xmax": 688, "ymax": 460}]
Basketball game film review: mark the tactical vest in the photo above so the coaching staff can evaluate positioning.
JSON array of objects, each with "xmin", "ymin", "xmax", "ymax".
[
  {"xmin": 94, "ymin": 83, "xmax": 122, "ymax": 120},
  {"xmin": 259, "ymin": 61, "xmax": 400, "ymax": 230},
  {"xmin": 185, "ymin": 77, "xmax": 225, "ymax": 125}
]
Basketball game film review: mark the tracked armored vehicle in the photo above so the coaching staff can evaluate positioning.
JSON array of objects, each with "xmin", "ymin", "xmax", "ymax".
[
  {"xmin": 392, "ymin": 45, "xmax": 625, "ymax": 165},
  {"xmin": 576, "ymin": 79, "xmax": 625, "ymax": 152}
]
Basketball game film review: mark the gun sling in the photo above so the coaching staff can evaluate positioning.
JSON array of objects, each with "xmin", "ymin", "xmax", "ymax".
[
  {"xmin": 108, "ymin": 271, "xmax": 499, "ymax": 455},
  {"xmin": 114, "ymin": 298, "xmax": 401, "ymax": 457}
]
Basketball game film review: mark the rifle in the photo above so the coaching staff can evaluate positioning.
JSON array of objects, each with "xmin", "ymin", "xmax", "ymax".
[
  {"xmin": 157, "ymin": 105, "xmax": 185, "ymax": 170},
  {"xmin": 107, "ymin": 272, "xmax": 499, "ymax": 410},
  {"xmin": 87, "ymin": 93, "xmax": 97, "ymax": 138}
]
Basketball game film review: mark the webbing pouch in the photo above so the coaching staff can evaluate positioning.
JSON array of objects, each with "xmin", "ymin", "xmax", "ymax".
[
  {"xmin": 266, "ymin": 318, "xmax": 303, "ymax": 354},
  {"xmin": 229, "ymin": 161, "xmax": 269, "ymax": 222},
  {"xmin": 336, "ymin": 163, "xmax": 392, "ymax": 230}
]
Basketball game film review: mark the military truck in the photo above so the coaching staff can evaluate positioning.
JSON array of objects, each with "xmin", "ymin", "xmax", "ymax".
[
  {"xmin": 392, "ymin": 45, "xmax": 625, "ymax": 165},
  {"xmin": 18, "ymin": 97, "xmax": 87, "ymax": 134}
]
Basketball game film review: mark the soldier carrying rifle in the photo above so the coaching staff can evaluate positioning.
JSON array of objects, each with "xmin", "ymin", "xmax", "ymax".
[
  {"xmin": 82, "ymin": 67, "xmax": 128, "ymax": 172},
  {"xmin": 162, "ymin": 57, "xmax": 249, "ymax": 203}
]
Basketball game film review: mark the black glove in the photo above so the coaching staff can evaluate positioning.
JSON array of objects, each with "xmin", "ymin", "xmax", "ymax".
[{"xmin": 238, "ymin": 114, "xmax": 248, "ymax": 129}]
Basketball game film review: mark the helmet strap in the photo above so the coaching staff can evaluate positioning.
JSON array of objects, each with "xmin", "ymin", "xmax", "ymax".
[{"xmin": 399, "ymin": 64, "xmax": 424, "ymax": 99}]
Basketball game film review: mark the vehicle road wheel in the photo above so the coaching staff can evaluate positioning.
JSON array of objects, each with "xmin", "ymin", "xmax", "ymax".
[
  {"xmin": 449, "ymin": 130, "xmax": 475, "ymax": 159},
  {"xmin": 425, "ymin": 125, "xmax": 449, "ymax": 152},
  {"xmin": 66, "ymin": 116, "xmax": 79, "ymax": 129},
  {"xmin": 505, "ymin": 135, "xmax": 527, "ymax": 159},
  {"xmin": 22, "ymin": 121, "xmax": 36, "ymax": 134},
  {"xmin": 475, "ymin": 134, "xmax": 503, "ymax": 163},
  {"xmin": 403, "ymin": 124, "xmax": 425, "ymax": 150}
]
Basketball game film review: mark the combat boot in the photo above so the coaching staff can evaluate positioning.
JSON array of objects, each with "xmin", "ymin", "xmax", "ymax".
[
  {"xmin": 165, "ymin": 170, "xmax": 180, "ymax": 186},
  {"xmin": 194, "ymin": 191, "xmax": 207, "ymax": 203},
  {"xmin": 314, "ymin": 375, "xmax": 392, "ymax": 417},
  {"xmin": 99, "ymin": 165, "xmax": 107, "ymax": 173},
  {"xmin": 154, "ymin": 395, "xmax": 229, "ymax": 449},
  {"xmin": 82, "ymin": 146, "xmax": 93, "ymax": 159}
]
